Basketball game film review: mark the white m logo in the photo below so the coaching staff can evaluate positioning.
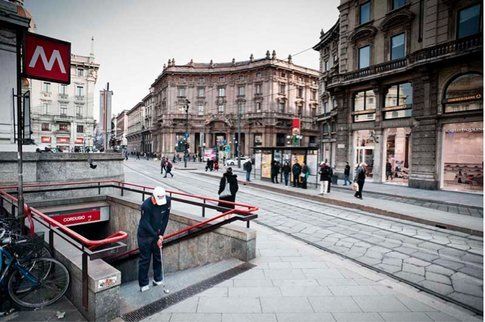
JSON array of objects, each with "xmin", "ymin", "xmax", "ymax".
[{"xmin": 28, "ymin": 45, "xmax": 66, "ymax": 74}]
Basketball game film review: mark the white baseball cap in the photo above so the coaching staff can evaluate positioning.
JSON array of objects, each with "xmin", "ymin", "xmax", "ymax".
[{"xmin": 152, "ymin": 186, "xmax": 167, "ymax": 205}]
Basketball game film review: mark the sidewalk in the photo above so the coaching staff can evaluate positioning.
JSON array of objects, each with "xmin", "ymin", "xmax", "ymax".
[
  {"xmin": 197, "ymin": 170, "xmax": 483, "ymax": 236},
  {"xmin": 142, "ymin": 223, "xmax": 480, "ymax": 322}
]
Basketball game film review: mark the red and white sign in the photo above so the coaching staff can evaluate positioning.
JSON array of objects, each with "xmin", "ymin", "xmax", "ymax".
[
  {"xmin": 56, "ymin": 137, "xmax": 70, "ymax": 144},
  {"xmin": 51, "ymin": 209, "xmax": 101, "ymax": 226},
  {"xmin": 41, "ymin": 136, "xmax": 51, "ymax": 143},
  {"xmin": 75, "ymin": 137, "xmax": 84, "ymax": 144},
  {"xmin": 23, "ymin": 32, "xmax": 71, "ymax": 84},
  {"xmin": 292, "ymin": 118, "xmax": 301, "ymax": 136}
]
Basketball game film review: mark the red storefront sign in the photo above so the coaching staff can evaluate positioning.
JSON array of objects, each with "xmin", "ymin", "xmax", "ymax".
[
  {"xmin": 56, "ymin": 137, "xmax": 70, "ymax": 144},
  {"xmin": 41, "ymin": 136, "xmax": 51, "ymax": 143},
  {"xmin": 51, "ymin": 209, "xmax": 101, "ymax": 226},
  {"xmin": 23, "ymin": 32, "xmax": 71, "ymax": 84},
  {"xmin": 75, "ymin": 137, "xmax": 84, "ymax": 144}
]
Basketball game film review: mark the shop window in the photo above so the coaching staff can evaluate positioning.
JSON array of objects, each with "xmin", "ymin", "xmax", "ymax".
[
  {"xmin": 358, "ymin": 45, "xmax": 371, "ymax": 69},
  {"xmin": 392, "ymin": 0, "xmax": 406, "ymax": 10},
  {"xmin": 77, "ymin": 125, "xmax": 84, "ymax": 133},
  {"xmin": 359, "ymin": 1, "xmax": 371, "ymax": 24},
  {"xmin": 457, "ymin": 4, "xmax": 481, "ymax": 39},
  {"xmin": 390, "ymin": 33, "xmax": 405, "ymax": 60},
  {"xmin": 353, "ymin": 90, "xmax": 376, "ymax": 122},
  {"xmin": 354, "ymin": 130, "xmax": 375, "ymax": 178},
  {"xmin": 443, "ymin": 73, "xmax": 482, "ymax": 113},
  {"xmin": 384, "ymin": 127, "xmax": 411, "ymax": 185},
  {"xmin": 59, "ymin": 123, "xmax": 69, "ymax": 132},
  {"xmin": 384, "ymin": 82, "xmax": 413, "ymax": 119},
  {"xmin": 41, "ymin": 123, "xmax": 50, "ymax": 131},
  {"xmin": 442, "ymin": 122, "xmax": 483, "ymax": 192}
]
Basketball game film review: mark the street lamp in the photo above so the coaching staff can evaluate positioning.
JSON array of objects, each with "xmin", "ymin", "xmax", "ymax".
[
  {"xmin": 237, "ymin": 102, "xmax": 242, "ymax": 168},
  {"xmin": 183, "ymin": 99, "xmax": 190, "ymax": 168}
]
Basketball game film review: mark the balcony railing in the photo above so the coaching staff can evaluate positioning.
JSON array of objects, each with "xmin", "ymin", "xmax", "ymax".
[
  {"xmin": 58, "ymin": 94, "xmax": 68, "ymax": 100},
  {"xmin": 75, "ymin": 95, "xmax": 85, "ymax": 101},
  {"xmin": 329, "ymin": 35, "xmax": 482, "ymax": 86}
]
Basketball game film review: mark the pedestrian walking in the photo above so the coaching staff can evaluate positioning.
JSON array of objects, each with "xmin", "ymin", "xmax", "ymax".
[
  {"xmin": 205, "ymin": 158, "xmax": 211, "ymax": 171},
  {"xmin": 292, "ymin": 161, "xmax": 301, "ymax": 187},
  {"xmin": 160, "ymin": 157, "xmax": 166, "ymax": 174},
  {"xmin": 354, "ymin": 162, "xmax": 367, "ymax": 199},
  {"xmin": 218, "ymin": 167, "xmax": 239, "ymax": 210},
  {"xmin": 386, "ymin": 161, "xmax": 393, "ymax": 181},
  {"xmin": 327, "ymin": 165, "xmax": 333, "ymax": 193},
  {"xmin": 137, "ymin": 186, "xmax": 171, "ymax": 292},
  {"xmin": 137, "ymin": 152, "xmax": 140, "ymax": 160},
  {"xmin": 343, "ymin": 162, "xmax": 351, "ymax": 185},
  {"xmin": 243, "ymin": 159, "xmax": 252, "ymax": 182},
  {"xmin": 282, "ymin": 162, "xmax": 291, "ymax": 186},
  {"xmin": 164, "ymin": 160, "xmax": 174, "ymax": 178},
  {"xmin": 214, "ymin": 159, "xmax": 220, "ymax": 171},
  {"xmin": 301, "ymin": 162, "xmax": 310, "ymax": 189},
  {"xmin": 271, "ymin": 161, "xmax": 280, "ymax": 183},
  {"xmin": 319, "ymin": 162, "xmax": 331, "ymax": 195}
]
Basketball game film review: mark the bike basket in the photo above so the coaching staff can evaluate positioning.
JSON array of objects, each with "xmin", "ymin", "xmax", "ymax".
[{"xmin": 10, "ymin": 235, "xmax": 47, "ymax": 261}]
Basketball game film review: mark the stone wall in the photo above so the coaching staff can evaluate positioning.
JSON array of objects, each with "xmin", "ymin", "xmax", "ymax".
[
  {"xmin": 0, "ymin": 152, "xmax": 124, "ymax": 185},
  {"xmin": 107, "ymin": 195, "xmax": 256, "ymax": 282}
]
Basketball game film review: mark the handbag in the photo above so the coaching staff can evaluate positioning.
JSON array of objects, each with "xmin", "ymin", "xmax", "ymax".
[
  {"xmin": 352, "ymin": 182, "xmax": 359, "ymax": 191},
  {"xmin": 219, "ymin": 177, "xmax": 232, "ymax": 197}
]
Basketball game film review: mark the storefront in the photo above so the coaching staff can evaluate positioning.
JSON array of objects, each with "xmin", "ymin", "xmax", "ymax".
[
  {"xmin": 353, "ymin": 130, "xmax": 376, "ymax": 179},
  {"xmin": 384, "ymin": 127, "xmax": 411, "ymax": 185},
  {"xmin": 442, "ymin": 122, "xmax": 483, "ymax": 192}
]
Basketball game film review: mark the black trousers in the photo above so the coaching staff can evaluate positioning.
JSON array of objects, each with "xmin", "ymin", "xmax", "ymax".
[
  {"xmin": 218, "ymin": 194, "xmax": 236, "ymax": 211},
  {"xmin": 137, "ymin": 237, "xmax": 162, "ymax": 287},
  {"xmin": 354, "ymin": 181, "xmax": 365, "ymax": 198},
  {"xmin": 292, "ymin": 174, "xmax": 299, "ymax": 187}
]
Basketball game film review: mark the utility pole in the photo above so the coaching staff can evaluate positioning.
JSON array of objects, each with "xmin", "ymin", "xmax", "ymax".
[
  {"xmin": 237, "ymin": 102, "xmax": 241, "ymax": 168},
  {"xmin": 16, "ymin": 29, "xmax": 24, "ymax": 220},
  {"xmin": 184, "ymin": 99, "xmax": 190, "ymax": 168}
]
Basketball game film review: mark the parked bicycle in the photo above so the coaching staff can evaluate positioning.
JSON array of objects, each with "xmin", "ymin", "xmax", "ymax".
[{"xmin": 0, "ymin": 228, "xmax": 70, "ymax": 308}]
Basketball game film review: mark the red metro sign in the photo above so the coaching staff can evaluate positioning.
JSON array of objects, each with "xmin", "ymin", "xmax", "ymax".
[{"xmin": 23, "ymin": 32, "xmax": 71, "ymax": 84}]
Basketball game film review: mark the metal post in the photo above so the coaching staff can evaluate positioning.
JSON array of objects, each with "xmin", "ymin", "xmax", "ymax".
[
  {"xmin": 49, "ymin": 228, "xmax": 54, "ymax": 256},
  {"xmin": 237, "ymin": 103, "xmax": 241, "ymax": 168},
  {"xmin": 16, "ymin": 30, "xmax": 24, "ymax": 221},
  {"xmin": 97, "ymin": 182, "xmax": 101, "ymax": 195},
  {"xmin": 247, "ymin": 221, "xmax": 250, "ymax": 228},
  {"xmin": 184, "ymin": 100, "xmax": 190, "ymax": 168},
  {"xmin": 121, "ymin": 183, "xmax": 124, "ymax": 196},
  {"xmin": 82, "ymin": 252, "xmax": 89, "ymax": 310},
  {"xmin": 142, "ymin": 188, "xmax": 145, "ymax": 202},
  {"xmin": 202, "ymin": 199, "xmax": 206, "ymax": 218}
]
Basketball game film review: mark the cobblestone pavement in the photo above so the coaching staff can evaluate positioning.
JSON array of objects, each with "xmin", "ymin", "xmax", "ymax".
[{"xmin": 124, "ymin": 160, "xmax": 483, "ymax": 314}]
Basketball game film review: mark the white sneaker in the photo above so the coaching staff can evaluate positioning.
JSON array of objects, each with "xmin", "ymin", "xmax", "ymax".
[
  {"xmin": 140, "ymin": 285, "xmax": 150, "ymax": 292},
  {"xmin": 153, "ymin": 280, "xmax": 164, "ymax": 286}
]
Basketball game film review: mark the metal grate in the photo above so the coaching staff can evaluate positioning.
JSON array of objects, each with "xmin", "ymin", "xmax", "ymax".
[{"xmin": 121, "ymin": 262, "xmax": 255, "ymax": 322}]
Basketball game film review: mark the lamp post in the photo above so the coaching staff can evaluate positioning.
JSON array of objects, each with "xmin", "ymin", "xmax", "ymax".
[
  {"xmin": 183, "ymin": 99, "xmax": 190, "ymax": 168},
  {"xmin": 237, "ymin": 103, "xmax": 242, "ymax": 168}
]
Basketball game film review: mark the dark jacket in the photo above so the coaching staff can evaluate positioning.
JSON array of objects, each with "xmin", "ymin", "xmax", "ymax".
[
  {"xmin": 292, "ymin": 163, "xmax": 301, "ymax": 175},
  {"xmin": 218, "ymin": 173, "xmax": 239, "ymax": 196},
  {"xmin": 137, "ymin": 197, "xmax": 171, "ymax": 239},
  {"xmin": 319, "ymin": 165, "xmax": 331, "ymax": 181},
  {"xmin": 282, "ymin": 164, "xmax": 291, "ymax": 174},
  {"xmin": 244, "ymin": 161, "xmax": 252, "ymax": 172},
  {"xmin": 344, "ymin": 165, "xmax": 350, "ymax": 176},
  {"xmin": 355, "ymin": 166, "xmax": 366, "ymax": 183}
]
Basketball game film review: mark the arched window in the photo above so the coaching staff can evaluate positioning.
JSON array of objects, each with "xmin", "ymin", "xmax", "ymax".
[{"xmin": 443, "ymin": 73, "xmax": 482, "ymax": 113}]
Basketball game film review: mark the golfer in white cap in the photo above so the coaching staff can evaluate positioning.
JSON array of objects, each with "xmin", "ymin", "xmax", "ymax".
[{"xmin": 137, "ymin": 186, "xmax": 171, "ymax": 292}]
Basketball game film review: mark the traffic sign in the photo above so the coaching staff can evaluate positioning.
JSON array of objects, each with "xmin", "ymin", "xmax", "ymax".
[
  {"xmin": 184, "ymin": 132, "xmax": 189, "ymax": 139},
  {"xmin": 23, "ymin": 32, "xmax": 71, "ymax": 84}
]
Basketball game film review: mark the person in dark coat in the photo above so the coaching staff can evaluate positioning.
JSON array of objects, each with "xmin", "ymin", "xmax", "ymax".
[
  {"xmin": 292, "ymin": 161, "xmax": 301, "ymax": 187},
  {"xmin": 164, "ymin": 160, "xmax": 173, "ymax": 178},
  {"xmin": 343, "ymin": 162, "xmax": 351, "ymax": 185},
  {"xmin": 319, "ymin": 162, "xmax": 331, "ymax": 195},
  {"xmin": 218, "ymin": 167, "xmax": 239, "ymax": 210},
  {"xmin": 137, "ymin": 186, "xmax": 171, "ymax": 292},
  {"xmin": 271, "ymin": 161, "xmax": 280, "ymax": 183},
  {"xmin": 354, "ymin": 162, "xmax": 367, "ymax": 199},
  {"xmin": 301, "ymin": 162, "xmax": 310, "ymax": 189},
  {"xmin": 386, "ymin": 161, "xmax": 393, "ymax": 181},
  {"xmin": 327, "ymin": 165, "xmax": 333, "ymax": 193},
  {"xmin": 282, "ymin": 162, "xmax": 291, "ymax": 186},
  {"xmin": 243, "ymin": 160, "xmax": 252, "ymax": 182},
  {"xmin": 160, "ymin": 157, "xmax": 166, "ymax": 174}
]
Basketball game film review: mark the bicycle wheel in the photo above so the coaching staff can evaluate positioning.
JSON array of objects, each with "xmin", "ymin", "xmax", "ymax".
[{"xmin": 8, "ymin": 258, "xmax": 70, "ymax": 308}]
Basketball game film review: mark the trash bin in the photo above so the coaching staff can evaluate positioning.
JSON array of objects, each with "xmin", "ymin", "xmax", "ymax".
[{"xmin": 331, "ymin": 175, "xmax": 338, "ymax": 185}]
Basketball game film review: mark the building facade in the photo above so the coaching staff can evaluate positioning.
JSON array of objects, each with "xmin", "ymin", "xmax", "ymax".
[
  {"xmin": 114, "ymin": 110, "xmax": 128, "ymax": 149},
  {"xmin": 150, "ymin": 52, "xmax": 320, "ymax": 158},
  {"xmin": 126, "ymin": 102, "xmax": 143, "ymax": 154},
  {"xmin": 30, "ymin": 53, "xmax": 99, "ymax": 152},
  {"xmin": 141, "ymin": 90, "xmax": 154, "ymax": 154},
  {"xmin": 318, "ymin": 0, "xmax": 482, "ymax": 192}
]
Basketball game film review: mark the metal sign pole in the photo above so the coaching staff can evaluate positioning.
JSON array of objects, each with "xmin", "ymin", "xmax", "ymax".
[{"xmin": 16, "ymin": 29, "xmax": 24, "ymax": 220}]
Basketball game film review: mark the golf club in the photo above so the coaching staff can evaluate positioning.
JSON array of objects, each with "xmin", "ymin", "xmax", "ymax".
[{"xmin": 160, "ymin": 245, "xmax": 170, "ymax": 294}]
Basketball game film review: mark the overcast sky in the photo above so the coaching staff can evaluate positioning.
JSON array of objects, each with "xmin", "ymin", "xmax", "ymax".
[{"xmin": 24, "ymin": 0, "xmax": 339, "ymax": 118}]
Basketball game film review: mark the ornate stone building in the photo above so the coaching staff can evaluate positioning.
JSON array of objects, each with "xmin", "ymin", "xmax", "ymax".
[
  {"xmin": 317, "ymin": 0, "xmax": 482, "ymax": 192},
  {"xmin": 30, "ymin": 53, "xmax": 99, "ymax": 152},
  {"xmin": 150, "ymin": 51, "xmax": 320, "ymax": 158},
  {"xmin": 126, "ymin": 102, "xmax": 143, "ymax": 154}
]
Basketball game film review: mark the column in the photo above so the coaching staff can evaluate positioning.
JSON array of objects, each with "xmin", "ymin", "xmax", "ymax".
[{"xmin": 372, "ymin": 86, "xmax": 385, "ymax": 183}]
